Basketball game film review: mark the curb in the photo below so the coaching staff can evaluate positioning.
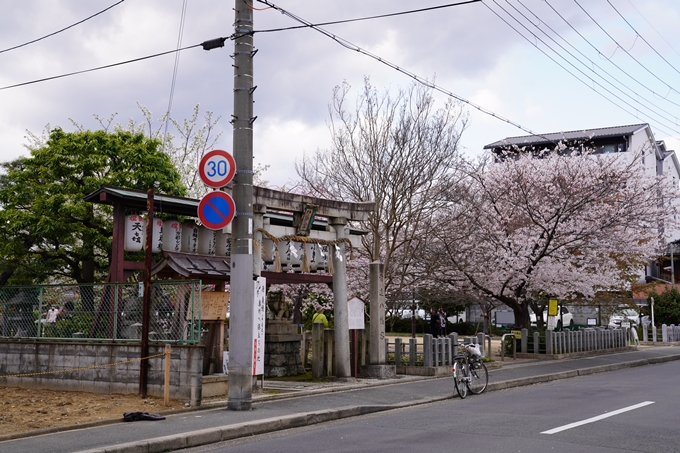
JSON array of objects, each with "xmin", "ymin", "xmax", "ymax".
[{"xmin": 74, "ymin": 353, "xmax": 680, "ymax": 453}]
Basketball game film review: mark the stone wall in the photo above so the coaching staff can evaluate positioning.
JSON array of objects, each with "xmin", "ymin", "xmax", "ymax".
[
  {"xmin": 264, "ymin": 339, "xmax": 305, "ymax": 377},
  {"xmin": 0, "ymin": 340, "xmax": 204, "ymax": 402}
]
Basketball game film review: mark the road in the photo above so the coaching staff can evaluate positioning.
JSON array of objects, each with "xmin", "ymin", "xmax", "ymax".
[{"xmin": 181, "ymin": 360, "xmax": 680, "ymax": 453}]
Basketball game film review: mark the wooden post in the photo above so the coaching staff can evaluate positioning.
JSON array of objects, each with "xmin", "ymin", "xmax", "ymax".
[{"xmin": 164, "ymin": 344, "xmax": 171, "ymax": 406}]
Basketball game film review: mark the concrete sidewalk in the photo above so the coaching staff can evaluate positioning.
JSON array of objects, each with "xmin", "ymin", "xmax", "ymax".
[{"xmin": 2, "ymin": 345, "xmax": 679, "ymax": 453}]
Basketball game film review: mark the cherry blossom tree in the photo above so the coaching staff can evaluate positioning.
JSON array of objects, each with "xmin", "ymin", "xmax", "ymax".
[{"xmin": 426, "ymin": 146, "xmax": 678, "ymax": 329}]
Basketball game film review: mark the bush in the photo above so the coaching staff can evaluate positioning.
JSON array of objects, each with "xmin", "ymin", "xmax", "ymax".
[{"xmin": 648, "ymin": 287, "xmax": 680, "ymax": 325}]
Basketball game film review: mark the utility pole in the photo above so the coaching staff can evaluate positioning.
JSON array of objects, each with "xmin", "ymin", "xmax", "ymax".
[{"xmin": 227, "ymin": 0, "xmax": 256, "ymax": 411}]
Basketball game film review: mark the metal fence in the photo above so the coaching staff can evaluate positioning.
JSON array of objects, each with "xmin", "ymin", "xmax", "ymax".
[{"xmin": 0, "ymin": 281, "xmax": 202, "ymax": 343}]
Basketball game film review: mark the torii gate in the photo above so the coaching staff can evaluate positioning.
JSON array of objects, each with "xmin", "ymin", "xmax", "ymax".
[{"xmin": 85, "ymin": 185, "xmax": 386, "ymax": 398}]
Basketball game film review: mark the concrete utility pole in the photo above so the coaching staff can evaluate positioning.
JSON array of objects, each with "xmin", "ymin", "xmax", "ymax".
[{"xmin": 228, "ymin": 0, "xmax": 256, "ymax": 411}]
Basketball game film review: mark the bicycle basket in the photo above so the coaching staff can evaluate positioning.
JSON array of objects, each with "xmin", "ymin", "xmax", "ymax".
[{"xmin": 466, "ymin": 344, "xmax": 482, "ymax": 358}]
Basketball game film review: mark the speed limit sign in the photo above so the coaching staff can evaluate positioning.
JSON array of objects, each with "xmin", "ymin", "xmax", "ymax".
[{"xmin": 199, "ymin": 150, "xmax": 237, "ymax": 188}]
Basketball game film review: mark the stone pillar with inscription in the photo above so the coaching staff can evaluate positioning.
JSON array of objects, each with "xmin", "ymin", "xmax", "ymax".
[
  {"xmin": 263, "ymin": 291, "xmax": 305, "ymax": 377},
  {"xmin": 361, "ymin": 261, "xmax": 396, "ymax": 378}
]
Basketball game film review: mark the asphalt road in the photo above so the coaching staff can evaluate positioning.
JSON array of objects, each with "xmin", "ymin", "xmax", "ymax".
[{"xmin": 180, "ymin": 360, "xmax": 680, "ymax": 453}]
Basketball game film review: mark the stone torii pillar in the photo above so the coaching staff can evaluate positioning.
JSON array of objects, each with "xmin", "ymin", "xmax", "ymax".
[{"xmin": 330, "ymin": 217, "xmax": 352, "ymax": 379}]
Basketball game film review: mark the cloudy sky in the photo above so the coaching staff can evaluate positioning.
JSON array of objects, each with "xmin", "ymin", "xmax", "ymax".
[{"xmin": 2, "ymin": 0, "xmax": 680, "ymax": 188}]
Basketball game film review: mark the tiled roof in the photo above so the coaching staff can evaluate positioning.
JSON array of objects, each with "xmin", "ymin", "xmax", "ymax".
[{"xmin": 484, "ymin": 124, "xmax": 649, "ymax": 149}]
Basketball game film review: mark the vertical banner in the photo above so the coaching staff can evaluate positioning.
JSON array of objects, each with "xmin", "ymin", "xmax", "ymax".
[{"xmin": 252, "ymin": 277, "xmax": 266, "ymax": 376}]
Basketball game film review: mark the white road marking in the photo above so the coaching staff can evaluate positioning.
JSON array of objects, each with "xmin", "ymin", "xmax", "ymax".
[{"xmin": 541, "ymin": 401, "xmax": 655, "ymax": 434}]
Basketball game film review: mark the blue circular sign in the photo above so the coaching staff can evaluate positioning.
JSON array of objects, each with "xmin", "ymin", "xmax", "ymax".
[{"xmin": 198, "ymin": 191, "xmax": 236, "ymax": 230}]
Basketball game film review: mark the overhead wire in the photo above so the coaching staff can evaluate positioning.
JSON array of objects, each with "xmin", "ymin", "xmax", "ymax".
[
  {"xmin": 497, "ymin": 0, "xmax": 680, "ymax": 133},
  {"xmin": 624, "ymin": 0, "xmax": 680, "ymax": 59},
  {"xmin": 605, "ymin": 0, "xmax": 680, "ymax": 78},
  {"xmin": 483, "ymin": 0, "xmax": 680, "ymax": 137},
  {"xmin": 544, "ymin": 0, "xmax": 680, "ymax": 110},
  {"xmin": 253, "ymin": 0, "xmax": 481, "ymax": 34},
  {"xmin": 0, "ymin": 0, "xmax": 125, "ymax": 54},
  {"xmin": 572, "ymin": 0, "xmax": 680, "ymax": 97},
  {"xmin": 516, "ymin": 0, "xmax": 679, "ymax": 121},
  {"xmin": 254, "ymin": 0, "xmax": 560, "ymax": 145},
  {"xmin": 0, "ymin": 43, "xmax": 205, "ymax": 91},
  {"xmin": 162, "ymin": 0, "xmax": 189, "ymax": 153}
]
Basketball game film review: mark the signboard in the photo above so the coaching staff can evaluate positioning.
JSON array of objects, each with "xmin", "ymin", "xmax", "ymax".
[
  {"xmin": 548, "ymin": 299, "xmax": 559, "ymax": 317},
  {"xmin": 252, "ymin": 277, "xmax": 266, "ymax": 376},
  {"xmin": 348, "ymin": 297, "xmax": 365, "ymax": 330},
  {"xmin": 197, "ymin": 291, "xmax": 230, "ymax": 321},
  {"xmin": 199, "ymin": 149, "xmax": 236, "ymax": 188},
  {"xmin": 198, "ymin": 190, "xmax": 236, "ymax": 230},
  {"xmin": 547, "ymin": 316, "xmax": 557, "ymax": 330},
  {"xmin": 511, "ymin": 330, "xmax": 523, "ymax": 339},
  {"xmin": 587, "ymin": 318, "xmax": 597, "ymax": 326}
]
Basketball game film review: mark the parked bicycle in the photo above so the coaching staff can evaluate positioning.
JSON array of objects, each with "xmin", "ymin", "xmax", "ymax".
[{"xmin": 452, "ymin": 343, "xmax": 488, "ymax": 398}]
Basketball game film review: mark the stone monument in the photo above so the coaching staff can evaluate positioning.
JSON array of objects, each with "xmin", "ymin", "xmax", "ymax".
[{"xmin": 264, "ymin": 291, "xmax": 305, "ymax": 377}]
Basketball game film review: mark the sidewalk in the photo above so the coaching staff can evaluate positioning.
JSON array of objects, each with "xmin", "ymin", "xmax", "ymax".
[{"xmin": 2, "ymin": 345, "xmax": 679, "ymax": 453}]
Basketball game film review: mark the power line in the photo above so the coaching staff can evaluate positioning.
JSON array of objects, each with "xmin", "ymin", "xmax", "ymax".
[
  {"xmin": 253, "ymin": 0, "xmax": 481, "ymax": 34},
  {"xmin": 515, "ymin": 0, "xmax": 679, "ymax": 121},
  {"xmin": 572, "ymin": 0, "xmax": 680, "ymax": 97},
  {"xmin": 255, "ymin": 0, "xmax": 560, "ymax": 145},
  {"xmin": 490, "ymin": 0, "xmax": 680, "ymax": 134},
  {"xmin": 0, "ymin": 43, "xmax": 206, "ymax": 91},
  {"xmin": 605, "ymin": 0, "xmax": 680, "ymax": 78},
  {"xmin": 624, "ymin": 0, "xmax": 680, "ymax": 59},
  {"xmin": 544, "ymin": 0, "xmax": 680, "ymax": 110},
  {"xmin": 0, "ymin": 0, "xmax": 125, "ymax": 54},
  {"xmin": 162, "ymin": 0, "xmax": 189, "ymax": 153}
]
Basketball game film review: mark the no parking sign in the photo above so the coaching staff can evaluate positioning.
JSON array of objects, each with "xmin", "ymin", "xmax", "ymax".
[{"xmin": 198, "ymin": 191, "xmax": 236, "ymax": 230}]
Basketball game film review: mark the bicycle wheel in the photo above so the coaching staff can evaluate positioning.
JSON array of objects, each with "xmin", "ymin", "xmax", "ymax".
[
  {"xmin": 467, "ymin": 359, "xmax": 488, "ymax": 394},
  {"xmin": 452, "ymin": 360, "xmax": 468, "ymax": 399}
]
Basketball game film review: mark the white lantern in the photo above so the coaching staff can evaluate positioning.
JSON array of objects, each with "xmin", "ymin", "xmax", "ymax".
[
  {"xmin": 182, "ymin": 221, "xmax": 199, "ymax": 253},
  {"xmin": 124, "ymin": 215, "xmax": 145, "ymax": 252},
  {"xmin": 151, "ymin": 218, "xmax": 163, "ymax": 253},
  {"xmin": 162, "ymin": 220, "xmax": 182, "ymax": 252},
  {"xmin": 215, "ymin": 231, "xmax": 231, "ymax": 256},
  {"xmin": 198, "ymin": 226, "xmax": 216, "ymax": 255},
  {"xmin": 282, "ymin": 240, "xmax": 303, "ymax": 272},
  {"xmin": 317, "ymin": 244, "xmax": 329, "ymax": 271}
]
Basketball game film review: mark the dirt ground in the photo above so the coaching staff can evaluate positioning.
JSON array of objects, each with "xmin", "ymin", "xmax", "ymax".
[{"xmin": 0, "ymin": 386, "xmax": 211, "ymax": 437}]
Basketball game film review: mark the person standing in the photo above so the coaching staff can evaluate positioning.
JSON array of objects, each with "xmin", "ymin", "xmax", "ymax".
[{"xmin": 312, "ymin": 307, "xmax": 329, "ymax": 328}]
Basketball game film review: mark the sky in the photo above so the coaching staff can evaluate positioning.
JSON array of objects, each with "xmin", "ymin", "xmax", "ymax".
[{"xmin": 1, "ymin": 0, "xmax": 680, "ymax": 189}]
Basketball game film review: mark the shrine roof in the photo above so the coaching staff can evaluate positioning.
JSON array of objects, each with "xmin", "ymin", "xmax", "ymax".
[{"xmin": 152, "ymin": 252, "xmax": 334, "ymax": 285}]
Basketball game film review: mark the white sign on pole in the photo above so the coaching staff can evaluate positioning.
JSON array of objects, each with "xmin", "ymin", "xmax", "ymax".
[
  {"xmin": 252, "ymin": 277, "xmax": 266, "ymax": 376},
  {"xmin": 348, "ymin": 297, "xmax": 365, "ymax": 330}
]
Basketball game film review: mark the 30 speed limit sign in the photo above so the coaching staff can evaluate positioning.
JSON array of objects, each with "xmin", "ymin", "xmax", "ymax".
[{"xmin": 199, "ymin": 150, "xmax": 237, "ymax": 188}]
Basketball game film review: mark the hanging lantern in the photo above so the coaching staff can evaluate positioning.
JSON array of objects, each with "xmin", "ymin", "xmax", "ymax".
[{"xmin": 124, "ymin": 215, "xmax": 145, "ymax": 252}]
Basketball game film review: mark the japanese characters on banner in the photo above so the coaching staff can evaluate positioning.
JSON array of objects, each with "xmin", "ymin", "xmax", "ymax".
[
  {"xmin": 124, "ymin": 215, "xmax": 145, "ymax": 252},
  {"xmin": 252, "ymin": 277, "xmax": 266, "ymax": 376}
]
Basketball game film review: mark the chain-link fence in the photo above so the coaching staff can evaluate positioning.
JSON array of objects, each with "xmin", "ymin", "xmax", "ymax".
[{"xmin": 0, "ymin": 281, "xmax": 202, "ymax": 343}]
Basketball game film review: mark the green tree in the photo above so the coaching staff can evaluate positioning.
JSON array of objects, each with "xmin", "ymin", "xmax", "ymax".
[
  {"xmin": 0, "ymin": 128, "xmax": 186, "ymax": 288},
  {"xmin": 648, "ymin": 287, "xmax": 680, "ymax": 325}
]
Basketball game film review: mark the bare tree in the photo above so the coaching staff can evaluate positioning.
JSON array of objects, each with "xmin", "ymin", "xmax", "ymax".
[{"xmin": 296, "ymin": 77, "xmax": 467, "ymax": 314}]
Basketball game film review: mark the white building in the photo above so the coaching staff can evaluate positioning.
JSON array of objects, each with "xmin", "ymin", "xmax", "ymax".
[{"xmin": 484, "ymin": 123, "xmax": 680, "ymax": 283}]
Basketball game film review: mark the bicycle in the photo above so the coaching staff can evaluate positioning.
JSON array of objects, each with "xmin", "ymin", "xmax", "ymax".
[{"xmin": 452, "ymin": 343, "xmax": 488, "ymax": 399}]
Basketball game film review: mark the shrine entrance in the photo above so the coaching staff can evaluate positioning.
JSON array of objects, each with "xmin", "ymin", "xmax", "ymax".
[{"xmin": 85, "ymin": 185, "xmax": 374, "ymax": 381}]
